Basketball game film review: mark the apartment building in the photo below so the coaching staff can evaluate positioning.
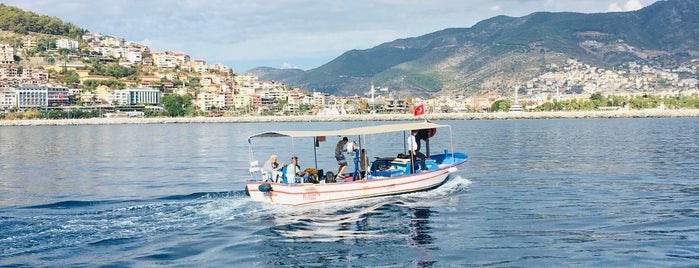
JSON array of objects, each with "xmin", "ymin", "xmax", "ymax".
[
  {"xmin": 14, "ymin": 85, "xmax": 48, "ymax": 108},
  {"xmin": 0, "ymin": 43, "xmax": 14, "ymax": 65},
  {"xmin": 0, "ymin": 89, "xmax": 17, "ymax": 109},
  {"xmin": 111, "ymin": 87, "xmax": 160, "ymax": 105},
  {"xmin": 56, "ymin": 39, "xmax": 79, "ymax": 50}
]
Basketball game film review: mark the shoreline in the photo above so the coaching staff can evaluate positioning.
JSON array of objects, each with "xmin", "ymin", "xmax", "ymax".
[{"xmin": 1, "ymin": 109, "xmax": 698, "ymax": 126}]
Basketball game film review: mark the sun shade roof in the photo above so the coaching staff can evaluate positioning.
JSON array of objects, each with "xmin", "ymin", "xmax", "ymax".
[{"xmin": 248, "ymin": 121, "xmax": 448, "ymax": 139}]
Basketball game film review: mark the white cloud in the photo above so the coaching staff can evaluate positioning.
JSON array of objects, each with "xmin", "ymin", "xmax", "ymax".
[
  {"xmin": 281, "ymin": 63, "xmax": 299, "ymax": 70},
  {"xmin": 608, "ymin": 3, "xmax": 623, "ymax": 12},
  {"xmin": 490, "ymin": 5, "xmax": 502, "ymax": 12},
  {"xmin": 608, "ymin": 0, "xmax": 644, "ymax": 12},
  {"xmin": 624, "ymin": 0, "xmax": 644, "ymax": 11}
]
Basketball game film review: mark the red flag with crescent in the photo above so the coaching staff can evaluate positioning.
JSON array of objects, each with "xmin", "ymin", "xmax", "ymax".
[{"xmin": 413, "ymin": 104, "xmax": 425, "ymax": 116}]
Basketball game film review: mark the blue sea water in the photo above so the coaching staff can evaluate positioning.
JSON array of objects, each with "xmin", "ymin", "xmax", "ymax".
[{"xmin": 1, "ymin": 118, "xmax": 698, "ymax": 267}]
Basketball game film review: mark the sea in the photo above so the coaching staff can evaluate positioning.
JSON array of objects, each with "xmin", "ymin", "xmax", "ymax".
[{"xmin": 1, "ymin": 118, "xmax": 698, "ymax": 267}]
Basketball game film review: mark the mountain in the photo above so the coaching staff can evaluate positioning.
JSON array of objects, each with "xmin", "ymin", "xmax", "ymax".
[
  {"xmin": 249, "ymin": 0, "xmax": 699, "ymax": 97},
  {"xmin": 245, "ymin": 66, "xmax": 305, "ymax": 81}
]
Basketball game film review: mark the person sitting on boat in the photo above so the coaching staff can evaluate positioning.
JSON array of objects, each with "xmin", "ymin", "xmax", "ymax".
[
  {"xmin": 408, "ymin": 129, "xmax": 428, "ymax": 172},
  {"xmin": 262, "ymin": 154, "xmax": 282, "ymax": 182},
  {"xmin": 335, "ymin": 137, "xmax": 349, "ymax": 180},
  {"xmin": 283, "ymin": 156, "xmax": 308, "ymax": 183}
]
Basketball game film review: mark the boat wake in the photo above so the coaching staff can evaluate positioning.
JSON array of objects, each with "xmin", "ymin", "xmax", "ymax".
[{"xmin": 2, "ymin": 190, "xmax": 260, "ymax": 262}]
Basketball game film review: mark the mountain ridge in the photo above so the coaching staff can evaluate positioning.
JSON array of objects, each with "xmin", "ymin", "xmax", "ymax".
[{"xmin": 250, "ymin": 0, "xmax": 699, "ymax": 97}]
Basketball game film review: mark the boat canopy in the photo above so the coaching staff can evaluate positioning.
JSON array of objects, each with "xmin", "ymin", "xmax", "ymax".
[{"xmin": 248, "ymin": 122, "xmax": 448, "ymax": 139}]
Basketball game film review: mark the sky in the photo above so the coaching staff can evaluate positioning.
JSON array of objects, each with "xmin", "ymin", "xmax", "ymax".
[{"xmin": 1, "ymin": 0, "xmax": 657, "ymax": 72}]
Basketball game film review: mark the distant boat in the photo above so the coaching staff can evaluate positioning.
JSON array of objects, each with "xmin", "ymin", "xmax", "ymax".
[{"xmin": 244, "ymin": 122, "xmax": 468, "ymax": 206}]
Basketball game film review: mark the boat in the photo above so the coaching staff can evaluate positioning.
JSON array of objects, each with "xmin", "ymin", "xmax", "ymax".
[{"xmin": 244, "ymin": 121, "xmax": 468, "ymax": 206}]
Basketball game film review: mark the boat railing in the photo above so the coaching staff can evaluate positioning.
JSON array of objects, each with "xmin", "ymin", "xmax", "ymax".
[{"xmin": 249, "ymin": 160, "xmax": 264, "ymax": 181}]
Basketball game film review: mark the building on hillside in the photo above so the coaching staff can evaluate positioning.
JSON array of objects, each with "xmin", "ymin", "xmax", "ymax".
[
  {"xmin": 208, "ymin": 63, "xmax": 231, "ymax": 73},
  {"xmin": 311, "ymin": 91, "xmax": 326, "ymax": 106},
  {"xmin": 138, "ymin": 75, "xmax": 161, "ymax": 87},
  {"xmin": 13, "ymin": 85, "xmax": 48, "ymax": 108},
  {"xmin": 56, "ymin": 39, "xmax": 79, "ymax": 50},
  {"xmin": 93, "ymin": 85, "xmax": 112, "ymax": 104},
  {"xmin": 47, "ymin": 85, "xmax": 71, "ymax": 106},
  {"xmin": 151, "ymin": 52, "xmax": 178, "ymax": 68},
  {"xmin": 0, "ymin": 89, "xmax": 17, "ymax": 109},
  {"xmin": 125, "ymin": 51, "xmax": 142, "ymax": 64},
  {"xmin": 189, "ymin": 60, "xmax": 206, "ymax": 73},
  {"xmin": 23, "ymin": 36, "xmax": 37, "ymax": 49},
  {"xmin": 230, "ymin": 93, "xmax": 251, "ymax": 110},
  {"xmin": 0, "ymin": 66, "xmax": 18, "ymax": 78},
  {"xmin": 196, "ymin": 92, "xmax": 226, "ymax": 111},
  {"xmin": 0, "ymin": 43, "xmax": 15, "ymax": 65},
  {"xmin": 111, "ymin": 87, "xmax": 160, "ymax": 105},
  {"xmin": 385, "ymin": 99, "xmax": 407, "ymax": 113},
  {"xmin": 21, "ymin": 68, "xmax": 49, "ymax": 81},
  {"xmin": 82, "ymin": 32, "xmax": 104, "ymax": 41},
  {"xmin": 200, "ymin": 77, "xmax": 213, "ymax": 87},
  {"xmin": 151, "ymin": 51, "xmax": 190, "ymax": 68},
  {"xmin": 101, "ymin": 37, "xmax": 125, "ymax": 47}
]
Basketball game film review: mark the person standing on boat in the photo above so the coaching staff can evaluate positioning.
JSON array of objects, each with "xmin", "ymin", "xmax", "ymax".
[
  {"xmin": 416, "ymin": 120, "xmax": 433, "ymax": 157},
  {"xmin": 285, "ymin": 156, "xmax": 307, "ymax": 183},
  {"xmin": 416, "ymin": 128, "xmax": 430, "ymax": 157},
  {"xmin": 335, "ymin": 137, "xmax": 349, "ymax": 179},
  {"xmin": 408, "ymin": 130, "xmax": 427, "ymax": 172}
]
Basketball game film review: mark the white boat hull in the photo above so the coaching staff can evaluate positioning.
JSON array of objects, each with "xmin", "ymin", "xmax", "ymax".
[{"xmin": 245, "ymin": 168, "xmax": 452, "ymax": 206}]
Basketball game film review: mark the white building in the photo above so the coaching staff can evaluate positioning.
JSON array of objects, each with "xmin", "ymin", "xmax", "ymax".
[
  {"xmin": 56, "ymin": 39, "xmax": 79, "ymax": 50},
  {"xmin": 125, "ymin": 51, "xmax": 142, "ymax": 64},
  {"xmin": 0, "ymin": 42, "xmax": 14, "ymax": 65},
  {"xmin": 111, "ymin": 87, "xmax": 160, "ymax": 105},
  {"xmin": 196, "ymin": 92, "xmax": 226, "ymax": 111},
  {"xmin": 13, "ymin": 85, "xmax": 48, "ymax": 108},
  {"xmin": 0, "ymin": 89, "xmax": 17, "ymax": 109}
]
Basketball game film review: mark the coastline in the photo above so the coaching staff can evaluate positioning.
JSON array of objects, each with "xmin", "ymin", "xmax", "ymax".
[{"xmin": 1, "ymin": 109, "xmax": 698, "ymax": 126}]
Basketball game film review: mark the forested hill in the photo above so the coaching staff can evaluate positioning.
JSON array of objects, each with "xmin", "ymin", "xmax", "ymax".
[{"xmin": 0, "ymin": 4, "xmax": 85, "ymax": 38}]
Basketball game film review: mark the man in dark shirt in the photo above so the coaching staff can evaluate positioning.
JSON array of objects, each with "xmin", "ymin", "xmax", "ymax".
[{"xmin": 416, "ymin": 128, "xmax": 430, "ymax": 157}]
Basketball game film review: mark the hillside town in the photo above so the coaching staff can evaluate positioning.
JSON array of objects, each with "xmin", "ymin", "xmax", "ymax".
[{"xmin": 1, "ymin": 31, "xmax": 698, "ymax": 119}]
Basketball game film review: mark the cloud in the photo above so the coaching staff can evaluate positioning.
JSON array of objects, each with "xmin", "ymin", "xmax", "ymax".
[
  {"xmin": 608, "ymin": 3, "xmax": 623, "ymax": 12},
  {"xmin": 624, "ymin": 0, "xmax": 644, "ymax": 11},
  {"xmin": 608, "ymin": 0, "xmax": 644, "ymax": 12},
  {"xmin": 280, "ymin": 63, "xmax": 299, "ymax": 70},
  {"xmin": 490, "ymin": 5, "xmax": 502, "ymax": 12}
]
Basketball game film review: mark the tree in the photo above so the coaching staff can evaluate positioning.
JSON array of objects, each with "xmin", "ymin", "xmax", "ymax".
[
  {"xmin": 161, "ymin": 94, "xmax": 193, "ymax": 117},
  {"xmin": 0, "ymin": 4, "xmax": 85, "ymax": 37},
  {"xmin": 490, "ymin": 99, "xmax": 512, "ymax": 112},
  {"xmin": 56, "ymin": 70, "xmax": 80, "ymax": 86}
]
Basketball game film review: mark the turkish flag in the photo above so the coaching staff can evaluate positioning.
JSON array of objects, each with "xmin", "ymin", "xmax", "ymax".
[
  {"xmin": 413, "ymin": 104, "xmax": 425, "ymax": 116},
  {"xmin": 315, "ymin": 136, "xmax": 325, "ymax": 147}
]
